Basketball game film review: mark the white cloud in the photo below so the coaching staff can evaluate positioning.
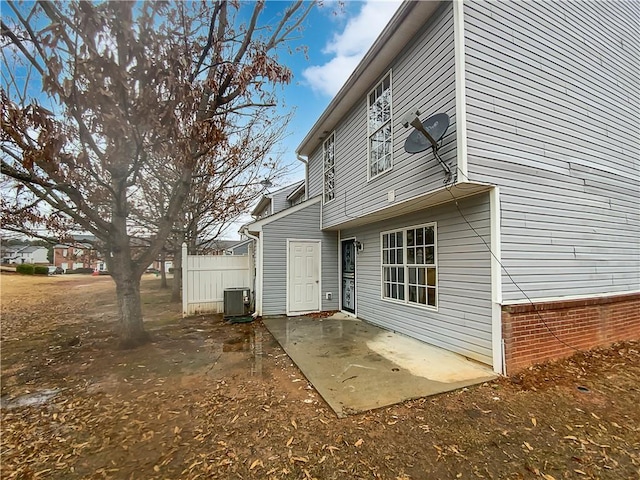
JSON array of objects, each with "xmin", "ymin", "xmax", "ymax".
[{"xmin": 303, "ymin": 0, "xmax": 402, "ymax": 97}]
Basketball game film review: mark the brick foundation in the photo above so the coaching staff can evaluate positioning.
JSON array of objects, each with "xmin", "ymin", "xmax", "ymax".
[{"xmin": 502, "ymin": 293, "xmax": 640, "ymax": 375}]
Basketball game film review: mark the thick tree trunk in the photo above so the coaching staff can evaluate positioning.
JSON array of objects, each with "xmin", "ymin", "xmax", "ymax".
[{"xmin": 113, "ymin": 274, "xmax": 149, "ymax": 348}]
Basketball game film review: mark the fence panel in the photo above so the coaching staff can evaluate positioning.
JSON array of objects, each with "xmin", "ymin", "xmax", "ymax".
[{"xmin": 182, "ymin": 243, "xmax": 250, "ymax": 316}]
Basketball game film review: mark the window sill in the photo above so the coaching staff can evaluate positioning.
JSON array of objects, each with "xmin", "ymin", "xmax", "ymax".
[
  {"xmin": 380, "ymin": 296, "xmax": 438, "ymax": 312},
  {"xmin": 367, "ymin": 165, "xmax": 394, "ymax": 184}
]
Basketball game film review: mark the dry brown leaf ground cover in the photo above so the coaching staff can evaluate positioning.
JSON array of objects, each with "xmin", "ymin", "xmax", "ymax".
[{"xmin": 1, "ymin": 273, "xmax": 639, "ymax": 480}]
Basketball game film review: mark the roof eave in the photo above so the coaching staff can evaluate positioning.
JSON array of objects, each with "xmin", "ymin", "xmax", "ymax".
[{"xmin": 250, "ymin": 196, "xmax": 272, "ymax": 217}]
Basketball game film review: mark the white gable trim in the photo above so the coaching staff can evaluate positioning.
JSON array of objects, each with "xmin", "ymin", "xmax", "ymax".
[{"xmin": 245, "ymin": 196, "xmax": 322, "ymax": 233}]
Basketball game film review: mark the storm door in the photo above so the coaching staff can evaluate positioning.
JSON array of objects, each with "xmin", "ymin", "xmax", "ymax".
[{"xmin": 341, "ymin": 239, "xmax": 356, "ymax": 314}]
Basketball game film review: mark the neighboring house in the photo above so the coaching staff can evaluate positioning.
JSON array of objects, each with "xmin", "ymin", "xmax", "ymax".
[
  {"xmin": 224, "ymin": 239, "xmax": 253, "ymax": 256},
  {"xmin": 243, "ymin": 0, "xmax": 639, "ymax": 375},
  {"xmin": 53, "ymin": 235, "xmax": 100, "ymax": 271},
  {"xmin": 1, "ymin": 245, "xmax": 23, "ymax": 264},
  {"xmin": 251, "ymin": 180, "xmax": 306, "ymax": 220},
  {"xmin": 3, "ymin": 245, "xmax": 48, "ymax": 264}
]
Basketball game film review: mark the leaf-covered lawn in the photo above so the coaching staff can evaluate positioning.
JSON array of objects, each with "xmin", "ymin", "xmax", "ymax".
[{"xmin": 1, "ymin": 273, "xmax": 639, "ymax": 479}]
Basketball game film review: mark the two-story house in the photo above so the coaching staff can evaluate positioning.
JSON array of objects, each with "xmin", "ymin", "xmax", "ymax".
[
  {"xmin": 2, "ymin": 245, "xmax": 49, "ymax": 264},
  {"xmin": 53, "ymin": 235, "xmax": 101, "ymax": 272},
  {"xmin": 244, "ymin": 0, "xmax": 639, "ymax": 375}
]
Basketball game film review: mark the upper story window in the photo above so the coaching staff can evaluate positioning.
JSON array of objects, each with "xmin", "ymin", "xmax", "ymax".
[
  {"xmin": 323, "ymin": 132, "xmax": 335, "ymax": 203},
  {"xmin": 368, "ymin": 72, "xmax": 392, "ymax": 179}
]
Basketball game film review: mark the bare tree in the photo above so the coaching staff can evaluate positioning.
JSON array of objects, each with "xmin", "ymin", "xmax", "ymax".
[{"xmin": 1, "ymin": 0, "xmax": 313, "ymax": 347}]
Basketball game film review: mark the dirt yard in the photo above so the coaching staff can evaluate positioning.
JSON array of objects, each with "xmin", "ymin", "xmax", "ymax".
[{"xmin": 1, "ymin": 273, "xmax": 639, "ymax": 479}]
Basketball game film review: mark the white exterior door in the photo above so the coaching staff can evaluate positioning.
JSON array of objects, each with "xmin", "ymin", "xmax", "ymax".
[{"xmin": 288, "ymin": 241, "xmax": 320, "ymax": 314}]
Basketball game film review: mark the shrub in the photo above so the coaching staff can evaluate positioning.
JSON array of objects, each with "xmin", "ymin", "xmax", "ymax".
[
  {"xmin": 34, "ymin": 265, "xmax": 49, "ymax": 275},
  {"xmin": 74, "ymin": 267, "xmax": 94, "ymax": 274},
  {"xmin": 16, "ymin": 264, "xmax": 35, "ymax": 275}
]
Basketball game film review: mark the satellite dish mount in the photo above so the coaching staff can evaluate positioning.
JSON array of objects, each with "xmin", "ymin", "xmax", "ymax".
[{"xmin": 402, "ymin": 108, "xmax": 451, "ymax": 183}]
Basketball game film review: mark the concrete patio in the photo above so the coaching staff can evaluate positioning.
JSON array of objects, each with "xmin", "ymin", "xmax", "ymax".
[{"xmin": 263, "ymin": 314, "xmax": 497, "ymax": 417}]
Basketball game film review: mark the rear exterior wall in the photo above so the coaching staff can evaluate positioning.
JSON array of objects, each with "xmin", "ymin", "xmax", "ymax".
[{"xmin": 464, "ymin": 0, "xmax": 640, "ymax": 302}]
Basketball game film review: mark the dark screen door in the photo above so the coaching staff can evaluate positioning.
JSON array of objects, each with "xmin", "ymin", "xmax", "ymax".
[{"xmin": 341, "ymin": 239, "xmax": 356, "ymax": 314}]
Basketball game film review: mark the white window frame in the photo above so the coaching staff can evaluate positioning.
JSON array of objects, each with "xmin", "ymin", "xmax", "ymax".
[
  {"xmin": 323, "ymin": 132, "xmax": 335, "ymax": 204},
  {"xmin": 381, "ymin": 222, "xmax": 438, "ymax": 310},
  {"xmin": 367, "ymin": 71, "xmax": 393, "ymax": 181}
]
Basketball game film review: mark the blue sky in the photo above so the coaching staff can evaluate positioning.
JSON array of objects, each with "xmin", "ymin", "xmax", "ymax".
[{"xmin": 263, "ymin": 0, "xmax": 402, "ymax": 185}]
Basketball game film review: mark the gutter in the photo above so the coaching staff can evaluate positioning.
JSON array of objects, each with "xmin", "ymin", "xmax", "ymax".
[
  {"xmin": 241, "ymin": 227, "xmax": 262, "ymax": 317},
  {"xmin": 296, "ymin": 154, "xmax": 309, "ymax": 201}
]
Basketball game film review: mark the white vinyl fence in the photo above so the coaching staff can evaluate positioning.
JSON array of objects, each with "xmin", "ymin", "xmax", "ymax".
[{"xmin": 182, "ymin": 243, "xmax": 251, "ymax": 316}]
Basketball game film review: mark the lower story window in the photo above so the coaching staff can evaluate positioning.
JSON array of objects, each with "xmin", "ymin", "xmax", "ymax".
[{"xmin": 381, "ymin": 224, "xmax": 437, "ymax": 308}]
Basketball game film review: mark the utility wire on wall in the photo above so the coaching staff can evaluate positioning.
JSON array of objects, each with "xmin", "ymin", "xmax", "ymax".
[{"xmin": 447, "ymin": 166, "xmax": 581, "ymax": 354}]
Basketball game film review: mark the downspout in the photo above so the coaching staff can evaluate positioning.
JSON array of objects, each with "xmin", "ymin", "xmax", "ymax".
[
  {"xmin": 296, "ymin": 153, "xmax": 309, "ymax": 201},
  {"xmin": 241, "ymin": 227, "xmax": 262, "ymax": 317}
]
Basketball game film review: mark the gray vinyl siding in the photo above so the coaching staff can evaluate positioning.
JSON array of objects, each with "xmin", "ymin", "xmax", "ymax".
[
  {"xmin": 262, "ymin": 201, "xmax": 339, "ymax": 316},
  {"xmin": 341, "ymin": 193, "xmax": 493, "ymax": 365},
  {"xmin": 464, "ymin": 1, "xmax": 640, "ymax": 302},
  {"xmin": 272, "ymin": 182, "xmax": 304, "ymax": 215},
  {"xmin": 309, "ymin": 3, "xmax": 457, "ymax": 230}
]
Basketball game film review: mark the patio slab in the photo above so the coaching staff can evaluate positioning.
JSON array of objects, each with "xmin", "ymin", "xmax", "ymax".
[{"xmin": 263, "ymin": 315, "xmax": 497, "ymax": 417}]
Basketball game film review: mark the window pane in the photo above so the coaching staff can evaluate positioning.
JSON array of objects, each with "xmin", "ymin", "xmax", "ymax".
[
  {"xmin": 389, "ymin": 250, "xmax": 396, "ymax": 264},
  {"xmin": 416, "ymin": 247, "xmax": 424, "ymax": 264},
  {"xmin": 383, "ymin": 234, "xmax": 388, "ymax": 248},
  {"xmin": 426, "ymin": 227, "xmax": 434, "ymax": 244},
  {"xmin": 427, "ymin": 288, "xmax": 436, "ymax": 306},
  {"xmin": 391, "ymin": 284, "xmax": 397, "ymax": 299},
  {"xmin": 427, "ymin": 268, "xmax": 436, "ymax": 286},
  {"xmin": 391, "ymin": 268, "xmax": 397, "ymax": 282},
  {"xmin": 418, "ymin": 287, "xmax": 426, "ymax": 304},
  {"xmin": 407, "ymin": 247, "xmax": 414, "ymax": 264},
  {"xmin": 398, "ymin": 269, "xmax": 404, "ymax": 283},
  {"xmin": 416, "ymin": 228, "xmax": 424, "ymax": 245},
  {"xmin": 397, "ymin": 249, "xmax": 403, "ymax": 264},
  {"xmin": 398, "ymin": 286, "xmax": 405, "ymax": 300},
  {"xmin": 383, "ymin": 250, "xmax": 388, "ymax": 264},
  {"xmin": 409, "ymin": 286, "xmax": 416, "ymax": 302},
  {"xmin": 396, "ymin": 232, "xmax": 403, "ymax": 247},
  {"xmin": 407, "ymin": 229, "xmax": 414, "ymax": 246},
  {"xmin": 426, "ymin": 246, "xmax": 434, "ymax": 264},
  {"xmin": 418, "ymin": 267, "xmax": 425, "ymax": 285},
  {"xmin": 389, "ymin": 234, "xmax": 395, "ymax": 248},
  {"xmin": 409, "ymin": 267, "xmax": 416, "ymax": 284}
]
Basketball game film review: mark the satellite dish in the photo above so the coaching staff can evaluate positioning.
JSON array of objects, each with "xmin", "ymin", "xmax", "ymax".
[{"xmin": 404, "ymin": 113, "xmax": 449, "ymax": 154}]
